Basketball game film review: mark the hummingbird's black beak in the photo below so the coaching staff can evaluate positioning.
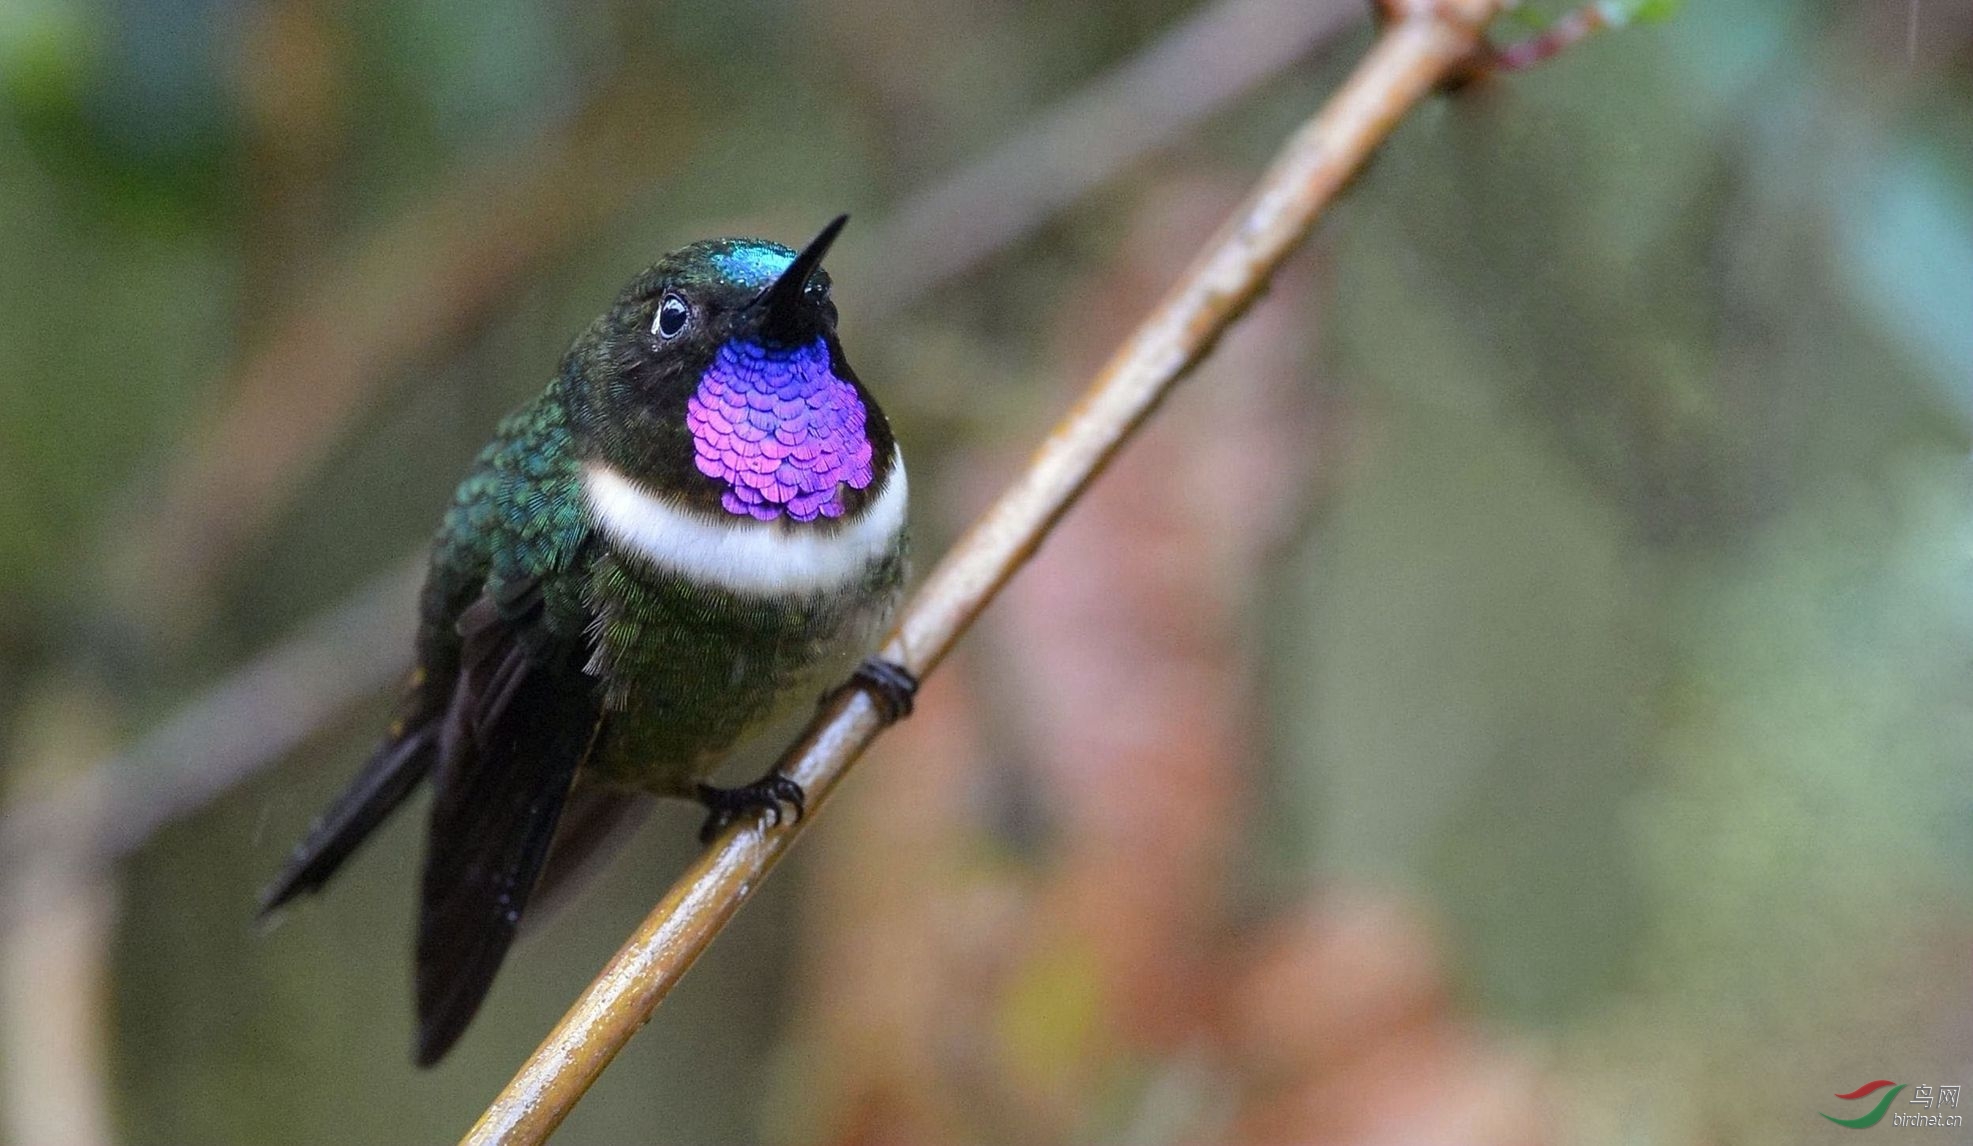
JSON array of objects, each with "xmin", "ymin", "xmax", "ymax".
[{"xmin": 755, "ymin": 214, "xmax": 848, "ymax": 346}]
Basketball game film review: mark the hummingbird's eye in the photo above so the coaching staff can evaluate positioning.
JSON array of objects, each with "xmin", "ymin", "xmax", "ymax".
[{"xmin": 653, "ymin": 294, "xmax": 690, "ymax": 340}]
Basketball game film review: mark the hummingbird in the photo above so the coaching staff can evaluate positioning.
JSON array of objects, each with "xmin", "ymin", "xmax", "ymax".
[{"xmin": 259, "ymin": 216, "xmax": 915, "ymax": 1066}]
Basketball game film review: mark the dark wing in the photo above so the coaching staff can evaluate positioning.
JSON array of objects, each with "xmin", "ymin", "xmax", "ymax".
[
  {"xmin": 414, "ymin": 579, "xmax": 601, "ymax": 1067},
  {"xmin": 259, "ymin": 677, "xmax": 442, "ymax": 915},
  {"xmin": 522, "ymin": 783, "xmax": 654, "ymax": 932}
]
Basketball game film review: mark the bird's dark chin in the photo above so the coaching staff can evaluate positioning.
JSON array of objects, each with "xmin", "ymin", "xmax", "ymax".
[
  {"xmin": 745, "ymin": 324, "xmax": 825, "ymax": 353},
  {"xmin": 742, "ymin": 297, "xmax": 832, "ymax": 351}
]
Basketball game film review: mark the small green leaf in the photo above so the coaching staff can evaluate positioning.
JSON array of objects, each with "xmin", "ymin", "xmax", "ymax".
[{"xmin": 1610, "ymin": 0, "xmax": 1687, "ymax": 24}]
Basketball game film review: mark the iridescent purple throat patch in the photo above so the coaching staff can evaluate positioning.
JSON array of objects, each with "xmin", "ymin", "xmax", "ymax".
[{"xmin": 686, "ymin": 338, "xmax": 874, "ymax": 522}]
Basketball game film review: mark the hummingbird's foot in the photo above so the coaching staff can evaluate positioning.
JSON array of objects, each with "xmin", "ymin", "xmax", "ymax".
[
  {"xmin": 830, "ymin": 656, "xmax": 919, "ymax": 724},
  {"xmin": 695, "ymin": 773, "xmax": 806, "ymax": 843}
]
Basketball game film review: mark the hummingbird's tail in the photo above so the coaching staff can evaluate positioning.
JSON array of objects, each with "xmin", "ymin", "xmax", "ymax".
[
  {"xmin": 259, "ymin": 687, "xmax": 439, "ymax": 916},
  {"xmin": 412, "ymin": 585, "xmax": 601, "ymax": 1067}
]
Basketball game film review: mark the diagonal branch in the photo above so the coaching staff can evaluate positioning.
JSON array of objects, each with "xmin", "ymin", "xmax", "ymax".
[{"xmin": 463, "ymin": 1, "xmax": 1507, "ymax": 1142}]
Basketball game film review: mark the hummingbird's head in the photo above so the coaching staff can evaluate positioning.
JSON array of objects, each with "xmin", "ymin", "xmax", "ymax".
[{"xmin": 566, "ymin": 215, "xmax": 896, "ymax": 524}]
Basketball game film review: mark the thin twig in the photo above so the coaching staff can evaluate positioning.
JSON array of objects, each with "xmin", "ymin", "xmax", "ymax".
[
  {"xmin": 0, "ymin": 0, "xmax": 1361, "ymax": 879},
  {"xmin": 464, "ymin": 2, "xmax": 1505, "ymax": 1141}
]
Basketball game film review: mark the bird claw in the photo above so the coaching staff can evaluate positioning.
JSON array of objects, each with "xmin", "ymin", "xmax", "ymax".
[
  {"xmin": 827, "ymin": 656, "xmax": 918, "ymax": 724},
  {"xmin": 696, "ymin": 774, "xmax": 806, "ymax": 843}
]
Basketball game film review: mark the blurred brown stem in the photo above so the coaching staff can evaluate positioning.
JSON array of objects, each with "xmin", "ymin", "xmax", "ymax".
[
  {"xmin": 0, "ymin": 0, "xmax": 1362, "ymax": 886},
  {"xmin": 463, "ymin": 1, "xmax": 1507, "ymax": 1141},
  {"xmin": 115, "ymin": 0, "xmax": 1358, "ymax": 635},
  {"xmin": 113, "ymin": 66, "xmax": 692, "ymax": 632}
]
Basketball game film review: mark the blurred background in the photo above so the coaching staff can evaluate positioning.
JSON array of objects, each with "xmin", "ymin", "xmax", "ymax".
[{"xmin": 3, "ymin": 0, "xmax": 1971, "ymax": 1142}]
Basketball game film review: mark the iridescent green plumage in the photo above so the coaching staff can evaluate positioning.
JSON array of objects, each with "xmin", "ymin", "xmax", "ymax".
[
  {"xmin": 582, "ymin": 543, "xmax": 904, "ymax": 789},
  {"xmin": 421, "ymin": 385, "xmax": 589, "ymax": 655}
]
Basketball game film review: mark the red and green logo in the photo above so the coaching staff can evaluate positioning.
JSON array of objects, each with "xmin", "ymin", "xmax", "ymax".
[{"xmin": 1823, "ymin": 1081, "xmax": 1906, "ymax": 1129}]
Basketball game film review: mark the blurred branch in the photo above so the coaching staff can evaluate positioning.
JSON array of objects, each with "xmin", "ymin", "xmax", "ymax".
[
  {"xmin": 2, "ymin": 689, "xmax": 119, "ymax": 1146},
  {"xmin": 464, "ymin": 2, "xmax": 1509, "ymax": 1141},
  {"xmin": 111, "ymin": 67, "xmax": 695, "ymax": 631},
  {"xmin": 0, "ymin": 863, "xmax": 117, "ymax": 1146},
  {"xmin": 114, "ymin": 0, "xmax": 1359, "ymax": 631},
  {"xmin": 0, "ymin": 0, "xmax": 1364, "ymax": 881},
  {"xmin": 861, "ymin": 0, "xmax": 1361, "ymax": 311},
  {"xmin": 0, "ymin": 564, "xmax": 422, "ymax": 886}
]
